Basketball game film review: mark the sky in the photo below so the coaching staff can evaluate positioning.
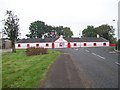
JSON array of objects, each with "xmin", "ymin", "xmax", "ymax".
[{"xmin": 0, "ymin": 0, "xmax": 119, "ymax": 38}]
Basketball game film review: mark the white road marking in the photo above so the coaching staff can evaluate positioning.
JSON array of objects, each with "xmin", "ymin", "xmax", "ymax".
[
  {"xmin": 91, "ymin": 53, "xmax": 105, "ymax": 60},
  {"xmin": 92, "ymin": 53, "xmax": 97, "ymax": 56},
  {"xmin": 85, "ymin": 50, "xmax": 90, "ymax": 52},
  {"xmin": 63, "ymin": 53, "xmax": 69, "ymax": 55},
  {"xmin": 115, "ymin": 62, "xmax": 120, "ymax": 65},
  {"xmin": 109, "ymin": 51, "xmax": 116, "ymax": 54},
  {"xmin": 74, "ymin": 48, "xmax": 78, "ymax": 50},
  {"xmin": 96, "ymin": 55, "xmax": 105, "ymax": 60}
]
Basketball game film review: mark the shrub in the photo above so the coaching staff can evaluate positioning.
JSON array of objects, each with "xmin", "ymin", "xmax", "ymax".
[{"xmin": 26, "ymin": 47, "xmax": 48, "ymax": 56}]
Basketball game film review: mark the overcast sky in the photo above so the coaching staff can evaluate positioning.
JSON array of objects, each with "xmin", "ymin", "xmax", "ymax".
[{"xmin": 0, "ymin": 0, "xmax": 119, "ymax": 38}]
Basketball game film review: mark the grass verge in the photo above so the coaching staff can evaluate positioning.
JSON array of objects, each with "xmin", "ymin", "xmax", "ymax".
[{"xmin": 2, "ymin": 50, "xmax": 60, "ymax": 88}]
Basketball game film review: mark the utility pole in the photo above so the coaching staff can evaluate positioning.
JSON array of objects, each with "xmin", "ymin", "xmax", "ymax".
[
  {"xmin": 112, "ymin": 19, "xmax": 118, "ymax": 40},
  {"xmin": 118, "ymin": 1, "xmax": 120, "ymax": 39}
]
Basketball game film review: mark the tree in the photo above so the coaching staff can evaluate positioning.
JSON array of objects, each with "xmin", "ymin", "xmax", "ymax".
[
  {"xmin": 96, "ymin": 24, "xmax": 115, "ymax": 43},
  {"xmin": 53, "ymin": 26, "xmax": 73, "ymax": 37},
  {"xmin": 26, "ymin": 20, "xmax": 73, "ymax": 38},
  {"xmin": 82, "ymin": 24, "xmax": 116, "ymax": 43},
  {"xmin": 2, "ymin": 10, "xmax": 19, "ymax": 53},
  {"xmin": 27, "ymin": 21, "xmax": 46, "ymax": 38},
  {"xmin": 54, "ymin": 26, "xmax": 64, "ymax": 36},
  {"xmin": 82, "ymin": 26, "xmax": 97, "ymax": 37},
  {"xmin": 45, "ymin": 25, "xmax": 54, "ymax": 38},
  {"xmin": 63, "ymin": 27, "xmax": 73, "ymax": 37}
]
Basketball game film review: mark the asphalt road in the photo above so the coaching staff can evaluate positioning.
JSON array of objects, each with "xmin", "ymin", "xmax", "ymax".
[
  {"xmin": 41, "ymin": 53, "xmax": 85, "ymax": 88},
  {"xmin": 59, "ymin": 47, "xmax": 118, "ymax": 88}
]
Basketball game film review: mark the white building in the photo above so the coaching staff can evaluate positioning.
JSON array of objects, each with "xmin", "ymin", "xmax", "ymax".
[{"xmin": 15, "ymin": 35, "xmax": 109, "ymax": 49}]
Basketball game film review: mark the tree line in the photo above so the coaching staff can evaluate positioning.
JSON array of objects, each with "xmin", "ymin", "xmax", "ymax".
[
  {"xmin": 26, "ymin": 20, "xmax": 73, "ymax": 38},
  {"xmin": 82, "ymin": 25, "xmax": 116, "ymax": 43}
]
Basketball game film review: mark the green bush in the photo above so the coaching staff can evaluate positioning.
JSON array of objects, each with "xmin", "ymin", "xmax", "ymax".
[{"xmin": 26, "ymin": 47, "xmax": 48, "ymax": 56}]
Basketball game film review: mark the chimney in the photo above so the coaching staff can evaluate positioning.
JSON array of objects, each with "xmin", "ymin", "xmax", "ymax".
[
  {"xmin": 60, "ymin": 35, "xmax": 63, "ymax": 38},
  {"xmin": 97, "ymin": 34, "xmax": 99, "ymax": 38},
  {"xmin": 42, "ymin": 34, "xmax": 44, "ymax": 39}
]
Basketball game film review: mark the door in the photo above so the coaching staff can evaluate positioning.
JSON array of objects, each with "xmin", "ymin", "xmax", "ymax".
[
  {"xmin": 52, "ymin": 43, "xmax": 54, "ymax": 48},
  {"xmin": 67, "ymin": 42, "xmax": 71, "ymax": 48}
]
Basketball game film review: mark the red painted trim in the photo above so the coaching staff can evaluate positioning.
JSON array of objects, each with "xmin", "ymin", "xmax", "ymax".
[
  {"xmin": 52, "ymin": 43, "xmax": 54, "ymax": 48},
  {"xmin": 84, "ymin": 43, "xmax": 86, "ymax": 46},
  {"xmin": 74, "ymin": 43, "xmax": 77, "ymax": 46},
  {"xmin": 94, "ymin": 43, "xmax": 96, "ymax": 46},
  {"xmin": 18, "ymin": 44, "xmax": 21, "ymax": 47},
  {"xmin": 27, "ymin": 44, "xmax": 30, "ymax": 48},
  {"xmin": 36, "ymin": 44, "xmax": 39, "ymax": 47},
  {"xmin": 59, "ymin": 43, "xmax": 62, "ymax": 47},
  {"xmin": 67, "ymin": 42, "xmax": 71, "ymax": 48},
  {"xmin": 109, "ymin": 44, "xmax": 116, "ymax": 46},
  {"xmin": 103, "ymin": 43, "xmax": 106, "ymax": 46},
  {"xmin": 46, "ymin": 44, "xmax": 49, "ymax": 47}
]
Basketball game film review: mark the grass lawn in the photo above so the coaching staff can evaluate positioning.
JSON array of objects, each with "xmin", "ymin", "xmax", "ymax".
[{"xmin": 2, "ymin": 49, "xmax": 60, "ymax": 88}]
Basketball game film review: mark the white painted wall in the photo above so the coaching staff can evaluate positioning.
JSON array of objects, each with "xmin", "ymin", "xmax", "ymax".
[
  {"xmin": 43, "ymin": 43, "xmax": 52, "ymax": 48},
  {"xmin": 15, "ymin": 42, "xmax": 52, "ymax": 49},
  {"xmin": 80, "ymin": 42, "xmax": 109, "ymax": 47},
  {"xmin": 54, "ymin": 38, "xmax": 68, "ymax": 43},
  {"xmin": 53, "ymin": 35, "xmax": 68, "ymax": 48},
  {"xmin": 70, "ymin": 42, "xmax": 80, "ymax": 48},
  {"xmin": 15, "ymin": 42, "xmax": 109, "ymax": 49},
  {"xmin": 54, "ymin": 42, "xmax": 68, "ymax": 48}
]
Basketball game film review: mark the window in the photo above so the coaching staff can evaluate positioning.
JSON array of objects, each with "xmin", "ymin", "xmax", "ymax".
[
  {"xmin": 18, "ymin": 44, "xmax": 21, "ymax": 47},
  {"xmin": 36, "ymin": 44, "xmax": 39, "ymax": 47},
  {"xmin": 74, "ymin": 43, "xmax": 77, "ymax": 46},
  {"xmin": 27, "ymin": 44, "xmax": 30, "ymax": 47},
  {"xmin": 94, "ymin": 43, "xmax": 96, "ymax": 46},
  {"xmin": 103, "ymin": 43, "xmax": 106, "ymax": 46},
  {"xmin": 84, "ymin": 43, "xmax": 86, "ymax": 46},
  {"xmin": 59, "ymin": 43, "xmax": 62, "ymax": 47},
  {"xmin": 46, "ymin": 44, "xmax": 49, "ymax": 47}
]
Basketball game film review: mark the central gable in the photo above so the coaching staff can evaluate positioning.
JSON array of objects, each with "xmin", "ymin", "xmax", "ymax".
[{"xmin": 54, "ymin": 35, "xmax": 68, "ymax": 43}]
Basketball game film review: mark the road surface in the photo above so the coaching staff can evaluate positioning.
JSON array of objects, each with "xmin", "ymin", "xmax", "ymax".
[
  {"xmin": 62, "ymin": 47, "xmax": 118, "ymax": 88},
  {"xmin": 42, "ymin": 47, "xmax": 118, "ymax": 88}
]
